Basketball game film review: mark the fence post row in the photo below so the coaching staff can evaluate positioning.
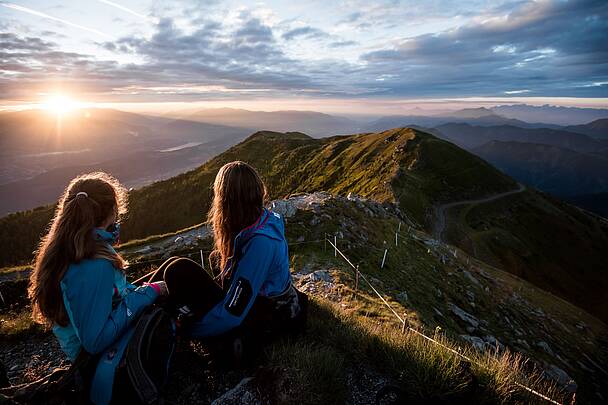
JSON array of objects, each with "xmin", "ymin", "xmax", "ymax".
[{"xmin": 324, "ymin": 236, "xmax": 563, "ymax": 405}]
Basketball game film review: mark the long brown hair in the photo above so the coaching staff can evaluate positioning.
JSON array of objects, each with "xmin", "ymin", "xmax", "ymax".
[
  {"xmin": 208, "ymin": 161, "xmax": 267, "ymax": 284},
  {"xmin": 29, "ymin": 172, "xmax": 128, "ymax": 327}
]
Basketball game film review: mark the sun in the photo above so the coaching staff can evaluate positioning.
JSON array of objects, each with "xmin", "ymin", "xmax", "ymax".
[{"xmin": 42, "ymin": 94, "xmax": 80, "ymax": 116}]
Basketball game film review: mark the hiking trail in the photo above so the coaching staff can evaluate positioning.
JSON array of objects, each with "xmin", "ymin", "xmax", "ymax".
[{"xmin": 433, "ymin": 183, "xmax": 526, "ymax": 241}]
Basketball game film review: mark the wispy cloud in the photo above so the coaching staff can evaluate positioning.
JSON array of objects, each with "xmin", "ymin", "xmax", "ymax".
[
  {"xmin": 95, "ymin": 0, "xmax": 159, "ymax": 24},
  {"xmin": 0, "ymin": 2, "xmax": 114, "ymax": 39}
]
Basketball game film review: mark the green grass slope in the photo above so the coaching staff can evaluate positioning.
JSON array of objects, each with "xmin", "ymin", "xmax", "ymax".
[{"xmin": 444, "ymin": 188, "xmax": 608, "ymax": 324}]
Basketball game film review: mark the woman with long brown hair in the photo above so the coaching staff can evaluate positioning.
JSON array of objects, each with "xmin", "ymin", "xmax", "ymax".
[
  {"xmin": 158, "ymin": 161, "xmax": 305, "ymax": 346},
  {"xmin": 29, "ymin": 172, "xmax": 167, "ymax": 404}
]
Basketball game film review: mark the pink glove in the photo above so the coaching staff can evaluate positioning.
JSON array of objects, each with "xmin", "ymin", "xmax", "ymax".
[{"xmin": 145, "ymin": 281, "xmax": 168, "ymax": 296}]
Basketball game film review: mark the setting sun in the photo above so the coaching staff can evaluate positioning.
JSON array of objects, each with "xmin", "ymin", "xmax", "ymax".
[{"xmin": 42, "ymin": 94, "xmax": 80, "ymax": 115}]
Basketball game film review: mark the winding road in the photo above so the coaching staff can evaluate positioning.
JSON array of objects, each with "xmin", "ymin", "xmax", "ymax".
[{"xmin": 433, "ymin": 183, "xmax": 526, "ymax": 241}]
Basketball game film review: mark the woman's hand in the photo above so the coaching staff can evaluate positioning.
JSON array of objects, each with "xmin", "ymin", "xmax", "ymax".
[{"xmin": 146, "ymin": 281, "xmax": 169, "ymax": 297}]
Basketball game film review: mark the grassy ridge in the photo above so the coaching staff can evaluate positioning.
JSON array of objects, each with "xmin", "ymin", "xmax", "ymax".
[{"xmin": 0, "ymin": 128, "xmax": 513, "ymax": 266}]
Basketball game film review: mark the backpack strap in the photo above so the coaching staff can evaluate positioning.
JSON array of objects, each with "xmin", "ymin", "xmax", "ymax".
[{"xmin": 126, "ymin": 307, "xmax": 163, "ymax": 404}]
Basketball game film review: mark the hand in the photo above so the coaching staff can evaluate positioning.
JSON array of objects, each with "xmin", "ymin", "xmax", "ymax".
[{"xmin": 147, "ymin": 281, "xmax": 169, "ymax": 297}]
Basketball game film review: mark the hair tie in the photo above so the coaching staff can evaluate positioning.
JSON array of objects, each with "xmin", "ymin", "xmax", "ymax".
[{"xmin": 76, "ymin": 191, "xmax": 88, "ymax": 198}]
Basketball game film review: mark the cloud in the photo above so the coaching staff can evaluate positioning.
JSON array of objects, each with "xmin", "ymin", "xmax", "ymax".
[
  {"xmin": 282, "ymin": 26, "xmax": 329, "ymax": 40},
  {"xmin": 1, "ymin": 0, "xmax": 607, "ymax": 102},
  {"xmin": 328, "ymin": 40, "xmax": 358, "ymax": 48},
  {"xmin": 360, "ymin": 0, "xmax": 608, "ymax": 96}
]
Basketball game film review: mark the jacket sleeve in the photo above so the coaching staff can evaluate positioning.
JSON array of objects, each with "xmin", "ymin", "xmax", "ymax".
[
  {"xmin": 62, "ymin": 259, "xmax": 159, "ymax": 354},
  {"xmin": 190, "ymin": 236, "xmax": 274, "ymax": 338}
]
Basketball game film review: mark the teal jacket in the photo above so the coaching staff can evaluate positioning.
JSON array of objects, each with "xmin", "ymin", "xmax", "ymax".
[{"xmin": 53, "ymin": 228, "xmax": 158, "ymax": 405}]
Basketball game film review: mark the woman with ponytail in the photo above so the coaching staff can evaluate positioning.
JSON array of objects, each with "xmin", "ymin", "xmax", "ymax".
[{"xmin": 29, "ymin": 172, "xmax": 167, "ymax": 404}]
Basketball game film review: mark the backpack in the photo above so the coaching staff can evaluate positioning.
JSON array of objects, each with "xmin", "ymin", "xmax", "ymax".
[{"xmin": 123, "ymin": 305, "xmax": 176, "ymax": 404}]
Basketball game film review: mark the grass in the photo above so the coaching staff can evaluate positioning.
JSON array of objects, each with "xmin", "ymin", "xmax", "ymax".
[
  {"xmin": 441, "ymin": 187, "xmax": 608, "ymax": 324},
  {"xmin": 0, "ymin": 265, "xmax": 31, "ymax": 276},
  {"xmin": 0, "ymin": 307, "xmax": 43, "ymax": 340},
  {"xmin": 264, "ymin": 297, "xmax": 564, "ymax": 404}
]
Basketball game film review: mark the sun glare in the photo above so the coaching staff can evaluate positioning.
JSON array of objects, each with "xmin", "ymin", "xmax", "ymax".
[{"xmin": 42, "ymin": 94, "xmax": 80, "ymax": 115}]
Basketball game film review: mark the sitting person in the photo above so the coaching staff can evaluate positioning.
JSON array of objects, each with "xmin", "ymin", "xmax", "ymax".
[
  {"xmin": 28, "ymin": 172, "xmax": 168, "ymax": 404},
  {"xmin": 150, "ymin": 161, "xmax": 306, "ymax": 359}
]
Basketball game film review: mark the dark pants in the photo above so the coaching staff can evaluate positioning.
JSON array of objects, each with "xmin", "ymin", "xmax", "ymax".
[{"xmin": 147, "ymin": 257, "xmax": 225, "ymax": 319}]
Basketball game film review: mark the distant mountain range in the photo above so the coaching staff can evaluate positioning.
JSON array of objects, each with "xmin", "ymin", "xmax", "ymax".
[
  {"xmin": 565, "ymin": 118, "xmax": 608, "ymax": 139},
  {"xmin": 471, "ymin": 141, "xmax": 608, "ymax": 197},
  {"xmin": 433, "ymin": 123, "xmax": 606, "ymax": 152},
  {"xmin": 492, "ymin": 104, "xmax": 608, "ymax": 126},
  {"xmin": 2, "ymin": 106, "xmax": 607, "ymax": 216},
  {"xmin": 167, "ymin": 107, "xmax": 362, "ymax": 137},
  {"xmin": 430, "ymin": 122, "xmax": 608, "ymax": 215}
]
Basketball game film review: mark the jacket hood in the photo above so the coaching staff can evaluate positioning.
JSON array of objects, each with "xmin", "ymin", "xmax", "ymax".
[{"xmin": 236, "ymin": 208, "xmax": 285, "ymax": 248}]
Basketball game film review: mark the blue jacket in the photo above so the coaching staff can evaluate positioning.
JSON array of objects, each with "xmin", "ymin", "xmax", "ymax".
[
  {"xmin": 190, "ymin": 209, "xmax": 291, "ymax": 337},
  {"xmin": 53, "ymin": 228, "xmax": 158, "ymax": 405}
]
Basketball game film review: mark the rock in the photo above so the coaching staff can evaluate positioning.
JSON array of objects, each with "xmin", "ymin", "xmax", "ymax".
[
  {"xmin": 483, "ymin": 335, "xmax": 504, "ymax": 352},
  {"xmin": 545, "ymin": 365, "xmax": 577, "ymax": 393},
  {"xmin": 532, "ymin": 307, "xmax": 545, "ymax": 317},
  {"xmin": 449, "ymin": 303, "xmax": 479, "ymax": 329},
  {"xmin": 460, "ymin": 335, "xmax": 485, "ymax": 351},
  {"xmin": 136, "ymin": 245, "xmax": 152, "ymax": 254},
  {"xmin": 211, "ymin": 377, "xmax": 260, "ymax": 404},
  {"xmin": 466, "ymin": 290, "xmax": 475, "ymax": 302},
  {"xmin": 536, "ymin": 341, "xmax": 555, "ymax": 356},
  {"xmin": 462, "ymin": 270, "xmax": 479, "ymax": 286},
  {"xmin": 397, "ymin": 291, "xmax": 408, "ymax": 303},
  {"xmin": 309, "ymin": 270, "xmax": 333, "ymax": 283},
  {"xmin": 271, "ymin": 200, "xmax": 298, "ymax": 218}
]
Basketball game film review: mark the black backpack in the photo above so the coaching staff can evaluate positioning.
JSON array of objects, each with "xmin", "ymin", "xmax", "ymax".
[{"xmin": 123, "ymin": 305, "xmax": 176, "ymax": 404}]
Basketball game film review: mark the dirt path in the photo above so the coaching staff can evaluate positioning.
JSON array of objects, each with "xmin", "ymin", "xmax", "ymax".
[{"xmin": 433, "ymin": 183, "xmax": 525, "ymax": 241}]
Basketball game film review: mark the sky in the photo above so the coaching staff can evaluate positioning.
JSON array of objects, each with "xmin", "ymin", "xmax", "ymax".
[{"xmin": 1, "ymin": 0, "xmax": 607, "ymax": 115}]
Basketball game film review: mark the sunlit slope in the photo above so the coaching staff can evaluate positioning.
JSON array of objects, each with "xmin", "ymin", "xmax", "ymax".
[{"xmin": 121, "ymin": 128, "xmax": 514, "ymax": 241}]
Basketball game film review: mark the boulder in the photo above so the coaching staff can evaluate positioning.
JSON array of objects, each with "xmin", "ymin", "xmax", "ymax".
[
  {"xmin": 536, "ymin": 341, "xmax": 555, "ymax": 356},
  {"xmin": 462, "ymin": 270, "xmax": 479, "ymax": 286},
  {"xmin": 211, "ymin": 377, "xmax": 260, "ymax": 404},
  {"xmin": 397, "ymin": 291, "xmax": 408, "ymax": 303},
  {"xmin": 309, "ymin": 270, "xmax": 333, "ymax": 283},
  {"xmin": 460, "ymin": 335, "xmax": 485, "ymax": 351},
  {"xmin": 449, "ymin": 303, "xmax": 479, "ymax": 329},
  {"xmin": 545, "ymin": 365, "xmax": 577, "ymax": 393}
]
